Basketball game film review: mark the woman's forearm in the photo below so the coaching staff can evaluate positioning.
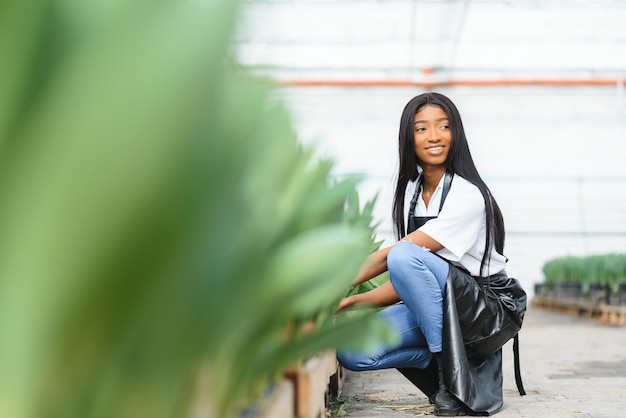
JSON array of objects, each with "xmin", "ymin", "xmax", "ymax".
[
  {"xmin": 352, "ymin": 246, "xmax": 392, "ymax": 286},
  {"xmin": 338, "ymin": 280, "xmax": 400, "ymax": 311}
]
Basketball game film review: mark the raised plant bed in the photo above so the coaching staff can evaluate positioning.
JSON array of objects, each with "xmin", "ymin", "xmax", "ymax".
[
  {"xmin": 285, "ymin": 351, "xmax": 342, "ymax": 418},
  {"xmin": 234, "ymin": 351, "xmax": 345, "ymax": 418},
  {"xmin": 534, "ymin": 253, "xmax": 626, "ymax": 325},
  {"xmin": 241, "ymin": 379, "xmax": 295, "ymax": 418}
]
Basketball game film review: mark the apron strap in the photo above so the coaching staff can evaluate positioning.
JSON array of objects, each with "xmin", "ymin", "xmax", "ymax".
[
  {"xmin": 513, "ymin": 334, "xmax": 526, "ymax": 396},
  {"xmin": 408, "ymin": 171, "xmax": 454, "ymax": 216}
]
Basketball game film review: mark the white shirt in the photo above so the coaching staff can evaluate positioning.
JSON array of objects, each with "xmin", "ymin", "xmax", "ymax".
[{"xmin": 408, "ymin": 174, "xmax": 507, "ymax": 277}]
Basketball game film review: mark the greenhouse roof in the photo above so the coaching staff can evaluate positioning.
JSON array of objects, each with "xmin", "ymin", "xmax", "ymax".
[{"xmin": 234, "ymin": 0, "xmax": 626, "ymax": 85}]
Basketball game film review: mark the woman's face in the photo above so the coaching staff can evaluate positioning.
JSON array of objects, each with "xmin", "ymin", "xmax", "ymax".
[{"xmin": 413, "ymin": 105, "xmax": 451, "ymax": 169}]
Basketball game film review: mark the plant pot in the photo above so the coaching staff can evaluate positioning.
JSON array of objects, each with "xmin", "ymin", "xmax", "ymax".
[
  {"xmin": 534, "ymin": 283, "xmax": 548, "ymax": 297},
  {"xmin": 586, "ymin": 284, "xmax": 610, "ymax": 306},
  {"xmin": 616, "ymin": 283, "xmax": 626, "ymax": 306},
  {"xmin": 555, "ymin": 282, "xmax": 581, "ymax": 300}
]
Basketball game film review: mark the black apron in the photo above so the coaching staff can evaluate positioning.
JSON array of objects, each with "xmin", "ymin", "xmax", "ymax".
[{"xmin": 406, "ymin": 171, "xmax": 453, "ymax": 234}]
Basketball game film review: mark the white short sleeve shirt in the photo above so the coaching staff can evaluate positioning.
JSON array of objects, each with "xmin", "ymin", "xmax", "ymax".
[{"xmin": 409, "ymin": 174, "xmax": 507, "ymax": 276}]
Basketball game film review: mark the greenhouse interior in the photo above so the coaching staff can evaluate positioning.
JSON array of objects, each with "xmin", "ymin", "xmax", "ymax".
[
  {"xmin": 2, "ymin": 1, "xmax": 625, "ymax": 417},
  {"xmin": 235, "ymin": 0, "xmax": 626, "ymax": 297}
]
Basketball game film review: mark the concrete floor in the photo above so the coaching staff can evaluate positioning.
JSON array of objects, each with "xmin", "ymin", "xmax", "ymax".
[{"xmin": 335, "ymin": 304, "xmax": 626, "ymax": 417}]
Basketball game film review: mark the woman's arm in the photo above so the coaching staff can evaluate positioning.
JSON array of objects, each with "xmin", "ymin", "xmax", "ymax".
[
  {"xmin": 402, "ymin": 230, "xmax": 444, "ymax": 252},
  {"xmin": 337, "ymin": 280, "xmax": 400, "ymax": 312},
  {"xmin": 350, "ymin": 245, "xmax": 392, "ymax": 287}
]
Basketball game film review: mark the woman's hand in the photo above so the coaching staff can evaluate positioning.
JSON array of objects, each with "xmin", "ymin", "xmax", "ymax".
[
  {"xmin": 336, "ymin": 295, "xmax": 357, "ymax": 313},
  {"xmin": 337, "ymin": 281, "xmax": 401, "ymax": 313}
]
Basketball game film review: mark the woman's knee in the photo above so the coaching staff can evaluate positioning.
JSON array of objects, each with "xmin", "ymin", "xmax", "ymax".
[
  {"xmin": 388, "ymin": 242, "xmax": 426, "ymax": 279},
  {"xmin": 336, "ymin": 351, "xmax": 378, "ymax": 372}
]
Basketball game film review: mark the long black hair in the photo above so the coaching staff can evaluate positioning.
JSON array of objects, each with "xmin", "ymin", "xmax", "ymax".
[{"xmin": 391, "ymin": 92, "xmax": 505, "ymax": 276}]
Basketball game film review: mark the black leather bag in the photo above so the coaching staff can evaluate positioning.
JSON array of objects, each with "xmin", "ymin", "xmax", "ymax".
[
  {"xmin": 458, "ymin": 273, "xmax": 527, "ymax": 358},
  {"xmin": 443, "ymin": 266, "xmax": 527, "ymax": 415},
  {"xmin": 447, "ymin": 266, "xmax": 527, "ymax": 398}
]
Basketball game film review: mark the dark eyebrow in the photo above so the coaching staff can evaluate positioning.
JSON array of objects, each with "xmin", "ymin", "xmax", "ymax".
[{"xmin": 414, "ymin": 117, "xmax": 449, "ymax": 125}]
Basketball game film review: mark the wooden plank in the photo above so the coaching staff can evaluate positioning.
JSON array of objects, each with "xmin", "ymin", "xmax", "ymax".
[
  {"xmin": 532, "ymin": 296, "xmax": 626, "ymax": 327},
  {"xmin": 329, "ymin": 365, "xmax": 346, "ymax": 398},
  {"xmin": 285, "ymin": 353, "xmax": 331, "ymax": 418}
]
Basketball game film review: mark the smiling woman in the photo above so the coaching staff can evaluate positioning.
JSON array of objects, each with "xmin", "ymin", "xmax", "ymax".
[{"xmin": 335, "ymin": 92, "xmax": 527, "ymax": 416}]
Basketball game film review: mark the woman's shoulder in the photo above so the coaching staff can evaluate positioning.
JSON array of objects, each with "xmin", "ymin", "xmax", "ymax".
[
  {"xmin": 451, "ymin": 174, "xmax": 479, "ymax": 193},
  {"xmin": 450, "ymin": 174, "xmax": 484, "ymax": 205}
]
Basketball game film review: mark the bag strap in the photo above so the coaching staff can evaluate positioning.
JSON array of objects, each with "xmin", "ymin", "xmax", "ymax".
[
  {"xmin": 513, "ymin": 334, "xmax": 526, "ymax": 395},
  {"xmin": 409, "ymin": 171, "xmax": 454, "ymax": 216}
]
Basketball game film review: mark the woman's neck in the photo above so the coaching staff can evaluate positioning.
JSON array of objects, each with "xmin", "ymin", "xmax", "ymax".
[
  {"xmin": 420, "ymin": 166, "xmax": 446, "ymax": 208},
  {"xmin": 421, "ymin": 166, "xmax": 447, "ymax": 195}
]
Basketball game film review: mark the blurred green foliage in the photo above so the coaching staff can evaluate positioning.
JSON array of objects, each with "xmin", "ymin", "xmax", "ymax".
[
  {"xmin": 0, "ymin": 1, "xmax": 395, "ymax": 417},
  {"xmin": 342, "ymin": 190, "xmax": 389, "ymax": 296},
  {"xmin": 542, "ymin": 253, "xmax": 626, "ymax": 293}
]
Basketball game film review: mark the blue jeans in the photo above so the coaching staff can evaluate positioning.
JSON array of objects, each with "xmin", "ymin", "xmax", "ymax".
[{"xmin": 337, "ymin": 242, "xmax": 449, "ymax": 371}]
